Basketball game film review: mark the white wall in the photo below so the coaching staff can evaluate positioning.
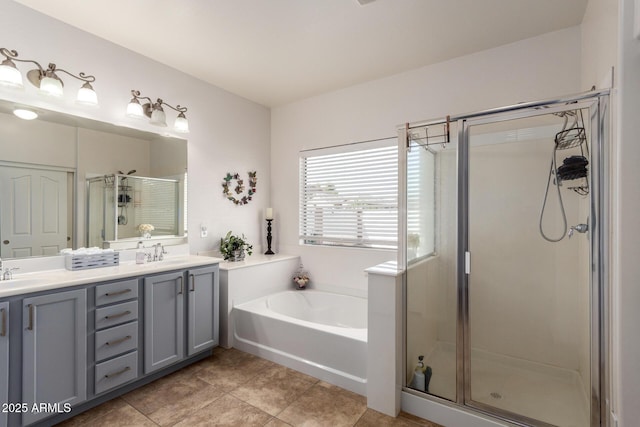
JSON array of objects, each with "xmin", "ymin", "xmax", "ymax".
[
  {"xmin": 0, "ymin": 1, "xmax": 271, "ymax": 256},
  {"xmin": 581, "ymin": 0, "xmax": 618, "ymax": 90},
  {"xmin": 0, "ymin": 111, "xmax": 76, "ymax": 167},
  {"xmin": 272, "ymin": 27, "xmax": 582, "ymax": 295},
  {"xmin": 468, "ymin": 139, "xmax": 586, "ymax": 371}
]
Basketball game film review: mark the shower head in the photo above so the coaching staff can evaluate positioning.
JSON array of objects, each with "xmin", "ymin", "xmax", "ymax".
[{"xmin": 127, "ymin": 170, "xmax": 136, "ymax": 175}]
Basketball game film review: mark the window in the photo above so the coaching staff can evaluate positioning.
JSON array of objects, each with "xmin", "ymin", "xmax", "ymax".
[
  {"xmin": 299, "ymin": 140, "xmax": 398, "ymax": 249},
  {"xmin": 406, "ymin": 141, "xmax": 436, "ymax": 260},
  {"xmin": 135, "ymin": 178, "xmax": 180, "ymax": 236}
]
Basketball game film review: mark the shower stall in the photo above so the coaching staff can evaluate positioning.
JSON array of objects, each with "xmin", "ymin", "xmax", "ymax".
[
  {"xmin": 86, "ymin": 174, "xmax": 182, "ymax": 247},
  {"xmin": 401, "ymin": 91, "xmax": 609, "ymax": 427}
]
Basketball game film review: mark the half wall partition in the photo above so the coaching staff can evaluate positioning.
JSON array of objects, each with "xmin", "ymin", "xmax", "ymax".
[{"xmin": 401, "ymin": 90, "xmax": 609, "ymax": 427}]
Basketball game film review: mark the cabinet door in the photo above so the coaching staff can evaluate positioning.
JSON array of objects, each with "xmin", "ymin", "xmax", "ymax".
[
  {"xmin": 22, "ymin": 289, "xmax": 87, "ymax": 426},
  {"xmin": 187, "ymin": 265, "xmax": 219, "ymax": 356},
  {"xmin": 144, "ymin": 271, "xmax": 184, "ymax": 374},
  {"xmin": 0, "ymin": 302, "xmax": 8, "ymax": 427}
]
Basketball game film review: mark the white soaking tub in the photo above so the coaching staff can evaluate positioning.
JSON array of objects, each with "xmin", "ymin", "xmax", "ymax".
[{"xmin": 233, "ymin": 290, "xmax": 367, "ymax": 395}]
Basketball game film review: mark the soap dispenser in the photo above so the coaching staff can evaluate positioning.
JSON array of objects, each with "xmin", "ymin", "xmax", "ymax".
[
  {"xmin": 136, "ymin": 241, "xmax": 146, "ymax": 264},
  {"xmin": 410, "ymin": 355, "xmax": 426, "ymax": 391}
]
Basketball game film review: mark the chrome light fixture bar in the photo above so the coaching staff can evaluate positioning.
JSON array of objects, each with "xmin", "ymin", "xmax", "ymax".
[
  {"xmin": 0, "ymin": 47, "xmax": 98, "ymax": 106},
  {"xmin": 126, "ymin": 90, "xmax": 189, "ymax": 133}
]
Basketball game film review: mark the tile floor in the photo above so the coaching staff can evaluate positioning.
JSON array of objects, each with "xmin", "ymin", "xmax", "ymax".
[{"xmin": 57, "ymin": 347, "xmax": 442, "ymax": 427}]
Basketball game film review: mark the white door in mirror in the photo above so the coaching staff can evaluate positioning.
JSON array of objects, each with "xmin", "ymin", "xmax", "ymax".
[{"xmin": 0, "ymin": 166, "xmax": 68, "ymax": 258}]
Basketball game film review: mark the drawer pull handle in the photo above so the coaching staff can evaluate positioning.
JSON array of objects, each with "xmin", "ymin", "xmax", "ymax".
[
  {"xmin": 0, "ymin": 308, "xmax": 6, "ymax": 337},
  {"xmin": 104, "ymin": 310, "xmax": 131, "ymax": 320},
  {"xmin": 27, "ymin": 304, "xmax": 33, "ymax": 331},
  {"xmin": 106, "ymin": 335, "xmax": 132, "ymax": 346},
  {"xmin": 104, "ymin": 366, "xmax": 131, "ymax": 379},
  {"xmin": 190, "ymin": 274, "xmax": 195, "ymax": 292},
  {"xmin": 104, "ymin": 289, "xmax": 132, "ymax": 297},
  {"xmin": 177, "ymin": 276, "xmax": 183, "ymax": 295}
]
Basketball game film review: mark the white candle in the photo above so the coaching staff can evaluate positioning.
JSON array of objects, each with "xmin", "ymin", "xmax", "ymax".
[{"xmin": 266, "ymin": 207, "xmax": 273, "ymax": 220}]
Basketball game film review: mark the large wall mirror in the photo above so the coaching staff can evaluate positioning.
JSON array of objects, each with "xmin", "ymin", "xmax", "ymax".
[{"xmin": 0, "ymin": 101, "xmax": 187, "ymax": 260}]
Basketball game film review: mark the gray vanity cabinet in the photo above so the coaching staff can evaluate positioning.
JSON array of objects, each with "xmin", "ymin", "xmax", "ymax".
[
  {"xmin": 144, "ymin": 271, "xmax": 184, "ymax": 373},
  {"xmin": 0, "ymin": 301, "xmax": 8, "ymax": 427},
  {"xmin": 187, "ymin": 265, "xmax": 219, "ymax": 356},
  {"xmin": 22, "ymin": 289, "xmax": 87, "ymax": 426},
  {"xmin": 145, "ymin": 265, "xmax": 219, "ymax": 373}
]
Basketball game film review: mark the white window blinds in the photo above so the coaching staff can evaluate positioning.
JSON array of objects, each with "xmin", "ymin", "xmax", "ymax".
[
  {"xmin": 135, "ymin": 178, "xmax": 179, "ymax": 235},
  {"xmin": 299, "ymin": 141, "xmax": 398, "ymax": 249}
]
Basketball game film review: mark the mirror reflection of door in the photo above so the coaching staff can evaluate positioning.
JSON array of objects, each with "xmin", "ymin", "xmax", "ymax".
[{"xmin": 0, "ymin": 166, "xmax": 68, "ymax": 258}]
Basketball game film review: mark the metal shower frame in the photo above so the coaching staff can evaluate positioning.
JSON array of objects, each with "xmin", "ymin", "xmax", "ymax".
[{"xmin": 398, "ymin": 89, "xmax": 610, "ymax": 427}]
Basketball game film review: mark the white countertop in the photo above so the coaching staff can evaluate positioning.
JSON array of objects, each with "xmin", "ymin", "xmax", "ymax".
[{"xmin": 0, "ymin": 254, "xmax": 223, "ymax": 298}]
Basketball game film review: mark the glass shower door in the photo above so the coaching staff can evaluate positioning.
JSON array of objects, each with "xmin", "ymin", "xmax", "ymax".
[
  {"xmin": 404, "ymin": 122, "xmax": 458, "ymax": 402},
  {"xmin": 464, "ymin": 107, "xmax": 594, "ymax": 426}
]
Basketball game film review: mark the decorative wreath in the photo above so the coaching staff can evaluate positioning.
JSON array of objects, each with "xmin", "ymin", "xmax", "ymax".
[{"xmin": 222, "ymin": 171, "xmax": 257, "ymax": 205}]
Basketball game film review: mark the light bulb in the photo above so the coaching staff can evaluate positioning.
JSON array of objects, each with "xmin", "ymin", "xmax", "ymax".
[
  {"xmin": 173, "ymin": 113, "xmax": 189, "ymax": 133},
  {"xmin": 40, "ymin": 75, "xmax": 63, "ymax": 97},
  {"xmin": 76, "ymin": 82, "xmax": 98, "ymax": 106},
  {"xmin": 149, "ymin": 105, "xmax": 167, "ymax": 127},
  {"xmin": 0, "ymin": 59, "xmax": 23, "ymax": 88},
  {"xmin": 126, "ymin": 100, "xmax": 144, "ymax": 118},
  {"xmin": 13, "ymin": 109, "xmax": 37, "ymax": 120}
]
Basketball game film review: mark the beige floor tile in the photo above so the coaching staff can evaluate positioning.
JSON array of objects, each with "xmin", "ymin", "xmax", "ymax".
[
  {"xmin": 398, "ymin": 411, "xmax": 444, "ymax": 427},
  {"xmin": 231, "ymin": 364, "xmax": 317, "ymax": 416},
  {"xmin": 265, "ymin": 417, "xmax": 293, "ymax": 427},
  {"xmin": 173, "ymin": 394, "xmax": 272, "ymax": 427},
  {"xmin": 277, "ymin": 383, "xmax": 367, "ymax": 427},
  {"xmin": 146, "ymin": 384, "xmax": 226, "ymax": 426},
  {"xmin": 71, "ymin": 404, "xmax": 156, "ymax": 427},
  {"xmin": 122, "ymin": 369, "xmax": 216, "ymax": 415},
  {"xmin": 55, "ymin": 398, "xmax": 129, "ymax": 426},
  {"xmin": 316, "ymin": 381, "xmax": 367, "ymax": 405},
  {"xmin": 355, "ymin": 408, "xmax": 441, "ymax": 427},
  {"xmin": 195, "ymin": 348, "xmax": 276, "ymax": 392},
  {"xmin": 58, "ymin": 348, "xmax": 441, "ymax": 427}
]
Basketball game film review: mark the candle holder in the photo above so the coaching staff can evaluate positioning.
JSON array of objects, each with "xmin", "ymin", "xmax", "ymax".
[{"xmin": 264, "ymin": 219, "xmax": 275, "ymax": 255}]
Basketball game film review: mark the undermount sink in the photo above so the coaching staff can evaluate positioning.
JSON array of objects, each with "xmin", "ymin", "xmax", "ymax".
[
  {"xmin": 0, "ymin": 277, "xmax": 43, "ymax": 287},
  {"xmin": 139, "ymin": 258, "xmax": 187, "ymax": 267}
]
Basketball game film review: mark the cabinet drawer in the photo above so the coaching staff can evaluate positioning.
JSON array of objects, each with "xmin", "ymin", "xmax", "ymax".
[
  {"xmin": 95, "ymin": 279, "xmax": 138, "ymax": 306},
  {"xmin": 95, "ymin": 351, "xmax": 138, "ymax": 394},
  {"xmin": 95, "ymin": 301, "xmax": 138, "ymax": 330},
  {"xmin": 95, "ymin": 321, "xmax": 138, "ymax": 362}
]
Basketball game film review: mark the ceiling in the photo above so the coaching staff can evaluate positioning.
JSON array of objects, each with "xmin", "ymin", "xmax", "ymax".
[{"xmin": 15, "ymin": 0, "xmax": 588, "ymax": 107}]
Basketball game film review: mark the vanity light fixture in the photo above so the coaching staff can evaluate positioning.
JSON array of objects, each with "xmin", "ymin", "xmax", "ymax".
[
  {"xmin": 13, "ymin": 108, "xmax": 38, "ymax": 120},
  {"xmin": 126, "ymin": 90, "xmax": 189, "ymax": 133},
  {"xmin": 0, "ymin": 47, "xmax": 98, "ymax": 106}
]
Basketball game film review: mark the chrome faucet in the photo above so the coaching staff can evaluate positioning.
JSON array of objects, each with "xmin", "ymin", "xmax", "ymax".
[
  {"xmin": 568, "ymin": 223, "xmax": 588, "ymax": 238},
  {"xmin": 152, "ymin": 243, "xmax": 167, "ymax": 261},
  {"xmin": 2, "ymin": 267, "xmax": 19, "ymax": 281}
]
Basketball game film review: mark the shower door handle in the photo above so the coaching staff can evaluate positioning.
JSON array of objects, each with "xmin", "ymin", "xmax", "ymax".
[{"xmin": 465, "ymin": 251, "xmax": 471, "ymax": 275}]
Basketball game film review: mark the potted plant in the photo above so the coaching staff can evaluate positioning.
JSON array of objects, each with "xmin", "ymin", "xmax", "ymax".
[{"xmin": 220, "ymin": 231, "xmax": 253, "ymax": 261}]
